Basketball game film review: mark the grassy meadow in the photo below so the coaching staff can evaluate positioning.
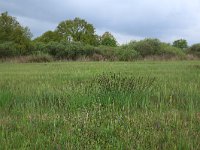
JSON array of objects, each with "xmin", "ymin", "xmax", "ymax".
[{"xmin": 0, "ymin": 61, "xmax": 200, "ymax": 149}]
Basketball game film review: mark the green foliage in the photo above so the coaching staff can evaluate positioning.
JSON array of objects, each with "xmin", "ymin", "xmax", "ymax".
[
  {"xmin": 189, "ymin": 43, "xmax": 200, "ymax": 52},
  {"xmin": 101, "ymin": 32, "xmax": 117, "ymax": 47},
  {"xmin": 160, "ymin": 43, "xmax": 186, "ymax": 58},
  {"xmin": 31, "ymin": 41, "xmax": 99, "ymax": 60},
  {"xmin": 173, "ymin": 39, "xmax": 188, "ymax": 49},
  {"xmin": 55, "ymin": 42, "xmax": 98, "ymax": 59},
  {"xmin": 15, "ymin": 39, "xmax": 187, "ymax": 61},
  {"xmin": 121, "ymin": 40, "xmax": 137, "ymax": 50},
  {"xmin": 94, "ymin": 46, "xmax": 117, "ymax": 60},
  {"xmin": 54, "ymin": 42, "xmax": 85, "ymax": 59},
  {"xmin": 133, "ymin": 38, "xmax": 162, "ymax": 57},
  {"xmin": 31, "ymin": 42, "xmax": 48, "ymax": 53},
  {"xmin": 0, "ymin": 12, "xmax": 32, "ymax": 53},
  {"xmin": 188, "ymin": 43, "xmax": 200, "ymax": 57},
  {"xmin": 119, "ymin": 41, "xmax": 141, "ymax": 60},
  {"xmin": 56, "ymin": 18, "xmax": 98, "ymax": 45},
  {"xmin": 34, "ymin": 31, "xmax": 62, "ymax": 43},
  {"xmin": 123, "ymin": 39, "xmax": 185, "ymax": 58},
  {"xmin": 46, "ymin": 42, "xmax": 66, "ymax": 56},
  {"xmin": 0, "ymin": 12, "xmax": 19, "ymax": 42},
  {"xmin": 0, "ymin": 42, "xmax": 18, "ymax": 57},
  {"xmin": 115, "ymin": 48, "xmax": 140, "ymax": 61},
  {"xmin": 93, "ymin": 46, "xmax": 139, "ymax": 61}
]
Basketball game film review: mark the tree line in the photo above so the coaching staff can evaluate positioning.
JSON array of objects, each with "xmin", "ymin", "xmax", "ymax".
[{"xmin": 0, "ymin": 12, "xmax": 200, "ymax": 61}]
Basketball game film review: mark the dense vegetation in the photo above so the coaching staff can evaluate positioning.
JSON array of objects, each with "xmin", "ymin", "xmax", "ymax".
[
  {"xmin": 0, "ymin": 61, "xmax": 200, "ymax": 149},
  {"xmin": 0, "ymin": 12, "xmax": 200, "ymax": 61}
]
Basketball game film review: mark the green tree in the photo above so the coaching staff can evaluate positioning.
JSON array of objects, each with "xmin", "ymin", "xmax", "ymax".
[
  {"xmin": 34, "ymin": 31, "xmax": 62, "ymax": 43},
  {"xmin": 101, "ymin": 32, "xmax": 117, "ymax": 47},
  {"xmin": 173, "ymin": 39, "xmax": 188, "ymax": 49},
  {"xmin": 0, "ymin": 12, "xmax": 17, "ymax": 42},
  {"xmin": 0, "ymin": 12, "xmax": 32, "ymax": 53},
  {"xmin": 56, "ymin": 18, "xmax": 98, "ymax": 45}
]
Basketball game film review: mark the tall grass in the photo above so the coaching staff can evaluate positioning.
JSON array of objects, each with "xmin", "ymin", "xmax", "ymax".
[{"xmin": 0, "ymin": 61, "xmax": 200, "ymax": 149}]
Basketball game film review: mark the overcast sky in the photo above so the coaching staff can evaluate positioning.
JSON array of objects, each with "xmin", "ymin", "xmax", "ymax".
[{"xmin": 1, "ymin": 0, "xmax": 200, "ymax": 44}]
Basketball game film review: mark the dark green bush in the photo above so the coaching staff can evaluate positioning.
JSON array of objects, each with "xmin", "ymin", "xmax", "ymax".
[
  {"xmin": 160, "ymin": 43, "xmax": 186, "ymax": 58},
  {"xmin": 0, "ymin": 38, "xmax": 191, "ymax": 61},
  {"xmin": 95, "ymin": 46, "xmax": 117, "ymax": 60},
  {"xmin": 121, "ymin": 41, "xmax": 137, "ymax": 50},
  {"xmin": 119, "ymin": 42, "xmax": 140, "ymax": 60},
  {"xmin": 95, "ymin": 45, "xmax": 139, "ymax": 61},
  {"xmin": 82, "ymin": 45, "xmax": 99, "ymax": 56},
  {"xmin": 31, "ymin": 42, "xmax": 48, "ymax": 53},
  {"xmin": 133, "ymin": 39, "xmax": 162, "ymax": 57},
  {"xmin": 188, "ymin": 44, "xmax": 200, "ymax": 57},
  {"xmin": 55, "ymin": 42, "xmax": 98, "ymax": 59},
  {"xmin": 28, "ymin": 41, "xmax": 100, "ymax": 60},
  {"xmin": 46, "ymin": 42, "xmax": 65, "ymax": 56},
  {"xmin": 19, "ymin": 41, "xmax": 64, "ymax": 57},
  {"xmin": 0, "ymin": 42, "xmax": 19, "ymax": 57},
  {"xmin": 116, "ymin": 49, "xmax": 138, "ymax": 61},
  {"xmin": 122, "ymin": 39, "xmax": 185, "ymax": 59},
  {"xmin": 173, "ymin": 39, "xmax": 188, "ymax": 49}
]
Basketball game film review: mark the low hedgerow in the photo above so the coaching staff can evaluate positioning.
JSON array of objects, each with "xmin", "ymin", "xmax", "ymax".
[
  {"xmin": 0, "ymin": 38, "xmax": 195, "ymax": 61},
  {"xmin": 122, "ymin": 39, "xmax": 186, "ymax": 59}
]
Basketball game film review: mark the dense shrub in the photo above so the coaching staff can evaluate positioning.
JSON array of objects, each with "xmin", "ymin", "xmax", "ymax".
[
  {"xmin": 95, "ymin": 46, "xmax": 121, "ymax": 60},
  {"xmin": 93, "ymin": 46, "xmax": 139, "ymax": 61},
  {"xmin": 119, "ymin": 41, "xmax": 141, "ymax": 60},
  {"xmin": 46, "ymin": 42, "xmax": 65, "ymax": 56},
  {"xmin": 189, "ymin": 44, "xmax": 200, "ymax": 52},
  {"xmin": 133, "ymin": 39, "xmax": 162, "ymax": 57},
  {"xmin": 95, "ymin": 46, "xmax": 118, "ymax": 60},
  {"xmin": 115, "ymin": 49, "xmax": 139, "ymax": 61},
  {"xmin": 31, "ymin": 42, "xmax": 48, "ymax": 54},
  {"xmin": 31, "ymin": 41, "xmax": 140, "ymax": 61},
  {"xmin": 160, "ymin": 43, "xmax": 186, "ymax": 58},
  {"xmin": 31, "ymin": 41, "xmax": 98, "ymax": 59},
  {"xmin": 0, "ymin": 12, "xmax": 32, "ymax": 55},
  {"xmin": 55, "ymin": 42, "xmax": 99, "ymax": 59},
  {"xmin": 173, "ymin": 39, "xmax": 188, "ymax": 49},
  {"xmin": 0, "ymin": 38, "xmax": 197, "ymax": 61},
  {"xmin": 122, "ymin": 39, "xmax": 185, "ymax": 59},
  {"xmin": 121, "ymin": 41, "xmax": 137, "ymax": 50},
  {"xmin": 188, "ymin": 44, "xmax": 200, "ymax": 57},
  {"xmin": 0, "ymin": 42, "xmax": 19, "ymax": 57}
]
